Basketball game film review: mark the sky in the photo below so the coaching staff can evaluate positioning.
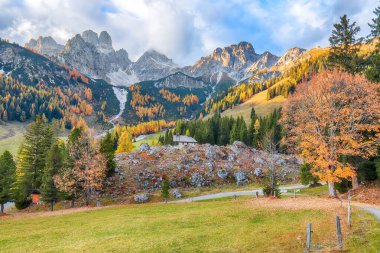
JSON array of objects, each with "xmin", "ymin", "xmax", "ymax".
[{"xmin": 0, "ymin": 0, "xmax": 378, "ymax": 66}]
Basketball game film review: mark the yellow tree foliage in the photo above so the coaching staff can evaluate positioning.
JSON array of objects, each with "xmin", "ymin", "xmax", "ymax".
[
  {"xmin": 116, "ymin": 129, "xmax": 133, "ymax": 153},
  {"xmin": 282, "ymin": 70, "xmax": 380, "ymax": 196}
]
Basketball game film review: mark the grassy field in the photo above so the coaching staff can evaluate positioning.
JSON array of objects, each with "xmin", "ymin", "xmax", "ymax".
[
  {"xmin": 206, "ymin": 89, "xmax": 285, "ymax": 123},
  {"xmin": 0, "ymin": 121, "xmax": 28, "ymax": 155},
  {"xmin": 1, "ymin": 198, "xmax": 379, "ymax": 252},
  {"xmin": 132, "ymin": 131, "xmax": 164, "ymax": 151}
]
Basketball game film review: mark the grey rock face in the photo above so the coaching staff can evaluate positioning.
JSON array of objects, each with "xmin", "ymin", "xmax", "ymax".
[
  {"xmin": 231, "ymin": 141, "xmax": 247, "ymax": 154},
  {"xmin": 133, "ymin": 50, "xmax": 178, "ymax": 82},
  {"xmin": 172, "ymin": 189, "xmax": 182, "ymax": 199},
  {"xmin": 134, "ymin": 194, "xmax": 150, "ymax": 203},
  {"xmin": 217, "ymin": 169, "xmax": 229, "ymax": 180},
  {"xmin": 191, "ymin": 172, "xmax": 206, "ymax": 187},
  {"xmin": 206, "ymin": 146, "xmax": 219, "ymax": 161},
  {"xmin": 234, "ymin": 171, "xmax": 248, "ymax": 185},
  {"xmin": 140, "ymin": 143, "xmax": 150, "ymax": 152},
  {"xmin": 25, "ymin": 36, "xmax": 64, "ymax": 56},
  {"xmin": 254, "ymin": 168, "xmax": 263, "ymax": 177}
]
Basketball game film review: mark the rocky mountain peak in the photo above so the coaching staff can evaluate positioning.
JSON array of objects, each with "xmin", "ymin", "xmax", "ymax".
[
  {"xmin": 81, "ymin": 30, "xmax": 99, "ymax": 45},
  {"xmin": 275, "ymin": 47, "xmax": 306, "ymax": 68},
  {"xmin": 99, "ymin": 31, "xmax": 112, "ymax": 47},
  {"xmin": 80, "ymin": 30, "xmax": 113, "ymax": 53},
  {"xmin": 25, "ymin": 36, "xmax": 64, "ymax": 56}
]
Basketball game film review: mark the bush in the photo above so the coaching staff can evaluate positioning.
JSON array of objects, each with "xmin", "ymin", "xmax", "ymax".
[
  {"xmin": 262, "ymin": 178, "xmax": 281, "ymax": 198},
  {"xmin": 300, "ymin": 163, "xmax": 319, "ymax": 185},
  {"xmin": 15, "ymin": 196, "xmax": 31, "ymax": 210},
  {"xmin": 161, "ymin": 179, "xmax": 170, "ymax": 199}
]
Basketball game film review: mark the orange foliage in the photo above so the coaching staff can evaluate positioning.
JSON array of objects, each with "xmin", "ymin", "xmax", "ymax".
[
  {"xmin": 282, "ymin": 70, "xmax": 380, "ymax": 187},
  {"xmin": 159, "ymin": 89, "xmax": 181, "ymax": 102},
  {"xmin": 182, "ymin": 94, "xmax": 199, "ymax": 106}
]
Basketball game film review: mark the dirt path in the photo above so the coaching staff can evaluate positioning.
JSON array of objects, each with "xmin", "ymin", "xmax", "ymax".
[
  {"xmin": 169, "ymin": 184, "xmax": 309, "ymax": 203},
  {"xmin": 0, "ymin": 128, "xmax": 15, "ymax": 140}
]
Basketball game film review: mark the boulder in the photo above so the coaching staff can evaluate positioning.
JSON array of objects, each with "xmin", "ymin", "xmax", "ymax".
[
  {"xmin": 231, "ymin": 141, "xmax": 247, "ymax": 154},
  {"xmin": 134, "ymin": 194, "xmax": 150, "ymax": 203},
  {"xmin": 172, "ymin": 189, "xmax": 182, "ymax": 199},
  {"xmin": 254, "ymin": 168, "xmax": 263, "ymax": 177},
  {"xmin": 217, "ymin": 169, "xmax": 228, "ymax": 180},
  {"xmin": 140, "ymin": 143, "xmax": 150, "ymax": 152},
  {"xmin": 234, "ymin": 171, "xmax": 248, "ymax": 186},
  {"xmin": 191, "ymin": 172, "xmax": 206, "ymax": 187},
  {"xmin": 254, "ymin": 157, "xmax": 264, "ymax": 164},
  {"xmin": 206, "ymin": 145, "xmax": 219, "ymax": 161}
]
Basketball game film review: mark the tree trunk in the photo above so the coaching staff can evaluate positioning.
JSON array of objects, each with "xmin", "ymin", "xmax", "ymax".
[
  {"xmin": 50, "ymin": 200, "xmax": 54, "ymax": 211},
  {"xmin": 352, "ymin": 175, "xmax": 359, "ymax": 190},
  {"xmin": 0, "ymin": 203, "xmax": 4, "ymax": 213},
  {"xmin": 328, "ymin": 181, "xmax": 337, "ymax": 197}
]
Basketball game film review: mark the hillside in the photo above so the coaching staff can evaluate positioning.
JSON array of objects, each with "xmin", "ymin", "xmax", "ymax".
[{"xmin": 218, "ymin": 90, "xmax": 285, "ymax": 122}]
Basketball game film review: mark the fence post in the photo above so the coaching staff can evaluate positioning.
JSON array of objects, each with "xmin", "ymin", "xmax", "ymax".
[
  {"xmin": 347, "ymin": 191, "xmax": 351, "ymax": 228},
  {"xmin": 306, "ymin": 223, "xmax": 312, "ymax": 250},
  {"xmin": 336, "ymin": 216, "xmax": 343, "ymax": 249},
  {"xmin": 256, "ymin": 191, "xmax": 259, "ymax": 198}
]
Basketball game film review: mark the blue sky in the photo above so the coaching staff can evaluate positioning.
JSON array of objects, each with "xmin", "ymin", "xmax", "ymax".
[{"xmin": 0, "ymin": 0, "xmax": 377, "ymax": 65}]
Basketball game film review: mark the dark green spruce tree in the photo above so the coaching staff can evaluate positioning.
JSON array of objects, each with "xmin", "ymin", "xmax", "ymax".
[
  {"xmin": 328, "ymin": 14, "xmax": 363, "ymax": 74},
  {"xmin": 100, "ymin": 132, "xmax": 117, "ymax": 177},
  {"xmin": 365, "ymin": 4, "xmax": 380, "ymax": 82},
  {"xmin": 41, "ymin": 139, "xmax": 65, "ymax": 211},
  {"xmin": 0, "ymin": 151, "xmax": 16, "ymax": 213},
  {"xmin": 15, "ymin": 116, "xmax": 53, "ymax": 208}
]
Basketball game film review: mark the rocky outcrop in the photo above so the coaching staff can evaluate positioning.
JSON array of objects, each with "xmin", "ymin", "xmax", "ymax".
[
  {"xmin": 274, "ymin": 47, "xmax": 306, "ymax": 70},
  {"xmin": 25, "ymin": 36, "xmax": 64, "ymax": 56},
  {"xmin": 132, "ymin": 50, "xmax": 178, "ymax": 82},
  {"xmin": 113, "ymin": 144, "xmax": 300, "ymax": 194}
]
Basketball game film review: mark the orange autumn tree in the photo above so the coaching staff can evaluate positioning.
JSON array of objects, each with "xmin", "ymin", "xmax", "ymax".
[
  {"xmin": 54, "ymin": 129, "xmax": 107, "ymax": 206},
  {"xmin": 281, "ymin": 70, "xmax": 380, "ymax": 197}
]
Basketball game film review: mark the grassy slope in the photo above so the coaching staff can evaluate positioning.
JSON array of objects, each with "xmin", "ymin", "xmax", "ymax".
[
  {"xmin": 0, "ymin": 121, "xmax": 28, "ymax": 155},
  {"xmin": 1, "ymin": 199, "xmax": 379, "ymax": 252},
  {"xmin": 206, "ymin": 88, "xmax": 285, "ymax": 123},
  {"xmin": 132, "ymin": 131, "xmax": 164, "ymax": 151}
]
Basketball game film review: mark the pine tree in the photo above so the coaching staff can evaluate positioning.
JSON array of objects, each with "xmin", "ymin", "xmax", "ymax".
[
  {"xmin": 230, "ymin": 121, "xmax": 239, "ymax": 144},
  {"xmin": 16, "ymin": 116, "xmax": 53, "ymax": 199},
  {"xmin": 368, "ymin": 5, "xmax": 380, "ymax": 44},
  {"xmin": 365, "ymin": 5, "xmax": 380, "ymax": 82},
  {"xmin": 247, "ymin": 117, "xmax": 256, "ymax": 146},
  {"xmin": 0, "ymin": 151, "xmax": 16, "ymax": 213},
  {"xmin": 250, "ymin": 107, "xmax": 256, "ymax": 120},
  {"xmin": 161, "ymin": 179, "xmax": 170, "ymax": 199},
  {"xmin": 40, "ymin": 140, "xmax": 64, "ymax": 211},
  {"xmin": 116, "ymin": 129, "xmax": 133, "ymax": 153},
  {"xmin": 328, "ymin": 14, "xmax": 363, "ymax": 74},
  {"xmin": 100, "ymin": 132, "xmax": 116, "ymax": 177},
  {"xmin": 238, "ymin": 117, "xmax": 248, "ymax": 144}
]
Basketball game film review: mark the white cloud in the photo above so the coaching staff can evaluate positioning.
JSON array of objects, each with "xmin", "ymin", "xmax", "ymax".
[{"xmin": 0, "ymin": 0, "xmax": 377, "ymax": 65}]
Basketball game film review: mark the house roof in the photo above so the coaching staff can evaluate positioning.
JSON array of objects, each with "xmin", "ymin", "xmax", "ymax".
[{"xmin": 173, "ymin": 135, "xmax": 197, "ymax": 143}]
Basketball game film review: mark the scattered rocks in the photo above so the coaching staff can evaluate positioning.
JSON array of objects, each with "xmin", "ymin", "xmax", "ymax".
[
  {"xmin": 172, "ymin": 189, "xmax": 182, "ymax": 199},
  {"xmin": 231, "ymin": 141, "xmax": 247, "ymax": 154},
  {"xmin": 140, "ymin": 143, "xmax": 150, "ymax": 152},
  {"xmin": 113, "ymin": 143, "xmax": 300, "ymax": 193},
  {"xmin": 234, "ymin": 171, "xmax": 248, "ymax": 186},
  {"xmin": 217, "ymin": 169, "xmax": 229, "ymax": 180},
  {"xmin": 254, "ymin": 168, "xmax": 263, "ymax": 177},
  {"xmin": 206, "ymin": 145, "xmax": 219, "ymax": 161},
  {"xmin": 191, "ymin": 172, "xmax": 206, "ymax": 187},
  {"xmin": 134, "ymin": 194, "xmax": 150, "ymax": 203}
]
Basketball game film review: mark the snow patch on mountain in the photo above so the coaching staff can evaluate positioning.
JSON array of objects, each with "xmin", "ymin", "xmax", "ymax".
[{"xmin": 107, "ymin": 68, "xmax": 139, "ymax": 87}]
